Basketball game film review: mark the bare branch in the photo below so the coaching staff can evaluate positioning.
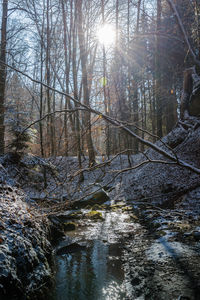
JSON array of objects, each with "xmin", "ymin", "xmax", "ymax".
[
  {"xmin": 22, "ymin": 108, "xmax": 85, "ymax": 133},
  {"xmin": 1, "ymin": 60, "xmax": 200, "ymax": 175},
  {"xmin": 111, "ymin": 159, "xmax": 177, "ymax": 175}
]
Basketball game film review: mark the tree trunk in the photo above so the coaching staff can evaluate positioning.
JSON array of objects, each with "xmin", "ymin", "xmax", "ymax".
[
  {"xmin": 101, "ymin": 0, "xmax": 110, "ymax": 158},
  {"xmin": 61, "ymin": 0, "xmax": 76, "ymax": 156},
  {"xmin": 155, "ymin": 0, "xmax": 163, "ymax": 137},
  {"xmin": 46, "ymin": 0, "xmax": 55, "ymax": 156},
  {"xmin": 0, "ymin": 0, "xmax": 8, "ymax": 155},
  {"xmin": 77, "ymin": 0, "xmax": 95, "ymax": 166},
  {"xmin": 72, "ymin": 4, "xmax": 84, "ymax": 181}
]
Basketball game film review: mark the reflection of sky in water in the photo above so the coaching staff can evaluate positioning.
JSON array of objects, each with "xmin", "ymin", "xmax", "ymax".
[
  {"xmin": 52, "ymin": 240, "xmax": 126, "ymax": 300},
  {"xmin": 51, "ymin": 210, "xmax": 138, "ymax": 300}
]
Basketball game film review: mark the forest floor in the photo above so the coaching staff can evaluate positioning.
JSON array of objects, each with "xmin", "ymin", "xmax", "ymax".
[
  {"xmin": 1, "ymin": 117, "xmax": 200, "ymax": 299},
  {"xmin": 43, "ymin": 195, "xmax": 200, "ymax": 300}
]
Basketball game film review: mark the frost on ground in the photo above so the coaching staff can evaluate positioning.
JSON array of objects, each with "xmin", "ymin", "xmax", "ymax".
[
  {"xmin": 0, "ymin": 179, "xmax": 53, "ymax": 300},
  {"xmin": 1, "ymin": 118, "xmax": 200, "ymax": 299},
  {"xmin": 10, "ymin": 117, "xmax": 200, "ymax": 221},
  {"xmin": 122, "ymin": 204, "xmax": 200, "ymax": 300}
]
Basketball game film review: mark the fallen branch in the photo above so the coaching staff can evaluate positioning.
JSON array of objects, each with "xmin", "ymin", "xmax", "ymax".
[
  {"xmin": 1, "ymin": 60, "xmax": 200, "ymax": 175},
  {"xmin": 111, "ymin": 159, "xmax": 177, "ymax": 175}
]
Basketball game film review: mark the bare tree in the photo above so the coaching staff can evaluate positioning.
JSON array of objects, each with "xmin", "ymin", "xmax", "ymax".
[
  {"xmin": 77, "ymin": 0, "xmax": 96, "ymax": 166},
  {"xmin": 0, "ymin": 0, "xmax": 8, "ymax": 154}
]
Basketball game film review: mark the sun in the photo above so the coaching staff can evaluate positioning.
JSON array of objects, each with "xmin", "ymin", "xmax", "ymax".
[{"xmin": 96, "ymin": 24, "xmax": 116, "ymax": 47}]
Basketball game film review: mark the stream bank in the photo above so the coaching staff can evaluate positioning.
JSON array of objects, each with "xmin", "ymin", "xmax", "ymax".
[
  {"xmin": 50, "ymin": 206, "xmax": 137, "ymax": 300},
  {"xmin": 1, "ymin": 117, "xmax": 200, "ymax": 299},
  {"xmin": 0, "ymin": 183, "xmax": 54, "ymax": 300},
  {"xmin": 123, "ymin": 202, "xmax": 200, "ymax": 300},
  {"xmin": 50, "ymin": 201, "xmax": 200, "ymax": 300}
]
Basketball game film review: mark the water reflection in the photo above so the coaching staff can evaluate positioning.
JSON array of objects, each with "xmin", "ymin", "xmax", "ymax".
[{"xmin": 52, "ymin": 240, "xmax": 126, "ymax": 300}]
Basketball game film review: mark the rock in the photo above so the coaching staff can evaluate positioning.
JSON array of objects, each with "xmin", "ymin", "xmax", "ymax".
[
  {"xmin": 86, "ymin": 210, "xmax": 104, "ymax": 220},
  {"xmin": 156, "ymin": 230, "xmax": 167, "ymax": 237},
  {"xmin": 52, "ymin": 210, "xmax": 82, "ymax": 223},
  {"xmin": 0, "ymin": 184, "xmax": 53, "ymax": 299},
  {"xmin": 192, "ymin": 231, "xmax": 200, "ymax": 241},
  {"xmin": 56, "ymin": 243, "xmax": 86, "ymax": 255},
  {"xmin": 131, "ymin": 277, "xmax": 141, "ymax": 286},
  {"xmin": 67, "ymin": 211, "xmax": 83, "ymax": 219},
  {"xmin": 63, "ymin": 222, "xmax": 76, "ymax": 231},
  {"xmin": 71, "ymin": 189, "xmax": 110, "ymax": 209},
  {"xmin": 48, "ymin": 223, "xmax": 65, "ymax": 244},
  {"xmin": 175, "ymin": 223, "xmax": 191, "ymax": 232},
  {"xmin": 27, "ymin": 169, "xmax": 44, "ymax": 183},
  {"xmin": 91, "ymin": 204, "xmax": 103, "ymax": 210},
  {"xmin": 189, "ymin": 83, "xmax": 200, "ymax": 117}
]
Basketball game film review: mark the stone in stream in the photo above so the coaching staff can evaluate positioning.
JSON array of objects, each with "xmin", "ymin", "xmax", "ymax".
[
  {"xmin": 63, "ymin": 222, "xmax": 76, "ymax": 231},
  {"xmin": 56, "ymin": 243, "xmax": 86, "ymax": 255},
  {"xmin": 86, "ymin": 210, "xmax": 104, "ymax": 220},
  {"xmin": 71, "ymin": 189, "xmax": 110, "ymax": 209}
]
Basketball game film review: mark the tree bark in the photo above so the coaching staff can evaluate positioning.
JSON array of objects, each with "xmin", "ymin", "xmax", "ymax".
[
  {"xmin": 77, "ymin": 0, "xmax": 96, "ymax": 166},
  {"xmin": 155, "ymin": 0, "xmax": 163, "ymax": 137},
  {"xmin": 46, "ymin": 0, "xmax": 55, "ymax": 156},
  {"xmin": 0, "ymin": 0, "xmax": 8, "ymax": 154}
]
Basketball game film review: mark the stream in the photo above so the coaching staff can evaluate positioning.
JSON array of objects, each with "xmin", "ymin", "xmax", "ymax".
[
  {"xmin": 50, "ymin": 209, "xmax": 138, "ymax": 300},
  {"xmin": 49, "ymin": 204, "xmax": 200, "ymax": 300}
]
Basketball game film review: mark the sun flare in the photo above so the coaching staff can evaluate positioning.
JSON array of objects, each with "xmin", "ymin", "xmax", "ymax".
[{"xmin": 96, "ymin": 24, "xmax": 115, "ymax": 46}]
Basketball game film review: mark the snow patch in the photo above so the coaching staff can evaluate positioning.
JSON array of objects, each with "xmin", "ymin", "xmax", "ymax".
[{"xmin": 146, "ymin": 238, "xmax": 198, "ymax": 262}]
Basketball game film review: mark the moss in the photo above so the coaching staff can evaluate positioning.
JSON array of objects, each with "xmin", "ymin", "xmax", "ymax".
[
  {"xmin": 68, "ymin": 211, "xmax": 82, "ymax": 219},
  {"xmin": 157, "ymin": 230, "xmax": 167, "ymax": 237},
  {"xmin": 171, "ymin": 223, "xmax": 191, "ymax": 232},
  {"xmin": 177, "ymin": 223, "xmax": 191, "ymax": 231},
  {"xmin": 85, "ymin": 205, "xmax": 92, "ymax": 210},
  {"xmin": 33, "ymin": 165, "xmax": 41, "ymax": 172},
  {"xmin": 86, "ymin": 211, "xmax": 104, "ymax": 221},
  {"xmin": 71, "ymin": 190, "xmax": 110, "ymax": 209},
  {"xmin": 121, "ymin": 206, "xmax": 133, "ymax": 212},
  {"xmin": 63, "ymin": 222, "xmax": 76, "ymax": 231},
  {"xmin": 110, "ymin": 204, "xmax": 124, "ymax": 210},
  {"xmin": 91, "ymin": 204, "xmax": 102, "ymax": 211},
  {"xmin": 97, "ymin": 204, "xmax": 108, "ymax": 210}
]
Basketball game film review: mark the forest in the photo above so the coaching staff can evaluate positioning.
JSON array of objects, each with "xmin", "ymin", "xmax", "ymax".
[{"xmin": 1, "ymin": 0, "xmax": 200, "ymax": 299}]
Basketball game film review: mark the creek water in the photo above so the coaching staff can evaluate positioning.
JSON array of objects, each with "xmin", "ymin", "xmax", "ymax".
[{"xmin": 51, "ymin": 209, "xmax": 137, "ymax": 300}]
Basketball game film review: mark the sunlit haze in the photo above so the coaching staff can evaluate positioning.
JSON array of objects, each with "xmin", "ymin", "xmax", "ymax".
[{"xmin": 96, "ymin": 24, "xmax": 115, "ymax": 46}]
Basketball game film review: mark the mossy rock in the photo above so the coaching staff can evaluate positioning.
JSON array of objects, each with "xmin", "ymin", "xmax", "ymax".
[
  {"xmin": 85, "ymin": 205, "xmax": 92, "ymax": 210},
  {"xmin": 91, "ymin": 204, "xmax": 102, "ymax": 211},
  {"xmin": 27, "ymin": 169, "xmax": 44, "ymax": 183},
  {"xmin": 86, "ymin": 211, "xmax": 104, "ymax": 221},
  {"xmin": 68, "ymin": 211, "xmax": 82, "ymax": 219},
  {"xmin": 71, "ymin": 189, "xmax": 110, "ymax": 209},
  {"xmin": 63, "ymin": 222, "xmax": 76, "ymax": 231},
  {"xmin": 156, "ymin": 230, "xmax": 167, "ymax": 237},
  {"xmin": 91, "ymin": 190, "xmax": 109, "ymax": 202},
  {"xmin": 174, "ymin": 223, "xmax": 191, "ymax": 232}
]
